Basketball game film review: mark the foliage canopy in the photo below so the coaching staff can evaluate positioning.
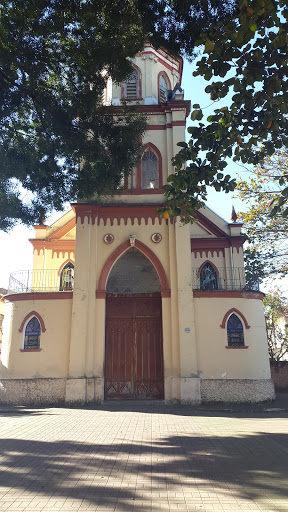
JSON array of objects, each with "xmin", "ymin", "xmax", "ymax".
[
  {"xmin": 264, "ymin": 289, "xmax": 288, "ymax": 362},
  {"xmin": 1, "ymin": 0, "xmax": 288, "ymax": 229},
  {"xmin": 236, "ymin": 151, "xmax": 288, "ymax": 279},
  {"xmin": 0, "ymin": 0, "xmax": 236, "ymax": 230},
  {"xmin": 162, "ymin": 0, "xmax": 288, "ymax": 222}
]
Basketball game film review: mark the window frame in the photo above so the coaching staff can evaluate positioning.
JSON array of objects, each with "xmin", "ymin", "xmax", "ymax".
[
  {"xmin": 123, "ymin": 143, "xmax": 163, "ymax": 194},
  {"xmin": 22, "ymin": 316, "xmax": 41, "ymax": 351},
  {"xmin": 121, "ymin": 65, "xmax": 142, "ymax": 101},
  {"xmin": 158, "ymin": 72, "xmax": 171, "ymax": 103},
  {"xmin": 59, "ymin": 262, "xmax": 74, "ymax": 291},
  {"xmin": 199, "ymin": 261, "xmax": 219, "ymax": 290}
]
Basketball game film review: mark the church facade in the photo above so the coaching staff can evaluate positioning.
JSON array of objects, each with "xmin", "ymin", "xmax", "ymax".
[{"xmin": 0, "ymin": 44, "xmax": 275, "ymax": 404}]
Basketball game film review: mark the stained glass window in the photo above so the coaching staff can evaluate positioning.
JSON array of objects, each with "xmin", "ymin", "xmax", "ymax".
[
  {"xmin": 200, "ymin": 263, "xmax": 218, "ymax": 290},
  {"xmin": 24, "ymin": 317, "xmax": 41, "ymax": 350},
  {"xmin": 141, "ymin": 148, "xmax": 159, "ymax": 189},
  {"xmin": 227, "ymin": 314, "xmax": 244, "ymax": 347},
  {"xmin": 60, "ymin": 262, "xmax": 74, "ymax": 291},
  {"xmin": 106, "ymin": 248, "xmax": 161, "ymax": 293}
]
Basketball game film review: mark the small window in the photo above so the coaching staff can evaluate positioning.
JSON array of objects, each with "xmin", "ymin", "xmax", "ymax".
[
  {"xmin": 200, "ymin": 263, "xmax": 218, "ymax": 290},
  {"xmin": 60, "ymin": 263, "xmax": 74, "ymax": 291},
  {"xmin": 227, "ymin": 314, "xmax": 244, "ymax": 347},
  {"xmin": 125, "ymin": 70, "xmax": 139, "ymax": 99},
  {"xmin": 24, "ymin": 317, "xmax": 41, "ymax": 350},
  {"xmin": 159, "ymin": 74, "xmax": 168, "ymax": 103},
  {"xmin": 141, "ymin": 148, "xmax": 159, "ymax": 189}
]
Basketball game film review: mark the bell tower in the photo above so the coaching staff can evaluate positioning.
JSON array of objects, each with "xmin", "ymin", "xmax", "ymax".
[{"xmin": 65, "ymin": 44, "xmax": 197, "ymax": 404}]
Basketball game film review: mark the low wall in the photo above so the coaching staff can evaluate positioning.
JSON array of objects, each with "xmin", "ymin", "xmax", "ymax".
[
  {"xmin": 270, "ymin": 361, "xmax": 288, "ymax": 390},
  {"xmin": 0, "ymin": 378, "xmax": 66, "ymax": 405}
]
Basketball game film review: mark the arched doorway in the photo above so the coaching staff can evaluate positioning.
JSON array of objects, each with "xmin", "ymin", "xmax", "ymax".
[{"xmin": 104, "ymin": 248, "xmax": 164, "ymax": 400}]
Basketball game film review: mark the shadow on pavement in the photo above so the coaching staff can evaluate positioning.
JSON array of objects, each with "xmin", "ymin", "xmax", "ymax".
[{"xmin": 0, "ymin": 429, "xmax": 287, "ymax": 509}]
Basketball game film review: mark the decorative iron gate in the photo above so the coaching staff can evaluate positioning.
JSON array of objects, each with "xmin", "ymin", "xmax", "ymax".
[{"xmin": 104, "ymin": 294, "xmax": 164, "ymax": 399}]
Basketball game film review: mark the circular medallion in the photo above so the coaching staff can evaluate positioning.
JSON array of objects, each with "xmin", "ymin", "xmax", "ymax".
[
  {"xmin": 103, "ymin": 233, "xmax": 114, "ymax": 244},
  {"xmin": 151, "ymin": 233, "xmax": 162, "ymax": 244}
]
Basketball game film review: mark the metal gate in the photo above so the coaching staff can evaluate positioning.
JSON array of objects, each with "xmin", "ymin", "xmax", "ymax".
[{"xmin": 104, "ymin": 294, "xmax": 164, "ymax": 399}]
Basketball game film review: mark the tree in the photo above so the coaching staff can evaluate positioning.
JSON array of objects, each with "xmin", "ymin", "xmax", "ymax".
[
  {"xmin": 236, "ymin": 151, "xmax": 288, "ymax": 278},
  {"xmin": 264, "ymin": 289, "xmax": 288, "ymax": 362},
  {"xmin": 161, "ymin": 0, "xmax": 288, "ymax": 222},
  {"xmin": 0, "ymin": 0, "xmax": 237, "ymax": 230}
]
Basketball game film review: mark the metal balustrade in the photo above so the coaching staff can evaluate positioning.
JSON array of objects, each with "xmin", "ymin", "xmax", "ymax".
[
  {"xmin": 8, "ymin": 269, "xmax": 74, "ymax": 294},
  {"xmin": 7, "ymin": 267, "xmax": 259, "ymax": 294},
  {"xmin": 192, "ymin": 267, "xmax": 259, "ymax": 291}
]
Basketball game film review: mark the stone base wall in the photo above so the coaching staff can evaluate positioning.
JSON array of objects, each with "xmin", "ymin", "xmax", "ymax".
[
  {"xmin": 0, "ymin": 377, "xmax": 276, "ymax": 405},
  {"xmin": 0, "ymin": 378, "xmax": 66, "ymax": 405},
  {"xmin": 200, "ymin": 378, "xmax": 275, "ymax": 403},
  {"xmin": 270, "ymin": 362, "xmax": 288, "ymax": 390}
]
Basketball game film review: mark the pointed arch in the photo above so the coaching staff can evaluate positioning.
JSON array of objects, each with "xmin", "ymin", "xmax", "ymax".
[
  {"xmin": 138, "ymin": 142, "xmax": 162, "ymax": 190},
  {"xmin": 58, "ymin": 259, "xmax": 75, "ymax": 276},
  {"xmin": 198, "ymin": 260, "xmax": 219, "ymax": 276},
  {"xmin": 96, "ymin": 239, "xmax": 170, "ymax": 298},
  {"xmin": 158, "ymin": 71, "xmax": 171, "ymax": 103},
  {"xmin": 199, "ymin": 260, "xmax": 219, "ymax": 290},
  {"xmin": 220, "ymin": 308, "xmax": 250, "ymax": 329},
  {"xmin": 18, "ymin": 311, "xmax": 46, "ymax": 333},
  {"xmin": 121, "ymin": 63, "xmax": 142, "ymax": 100}
]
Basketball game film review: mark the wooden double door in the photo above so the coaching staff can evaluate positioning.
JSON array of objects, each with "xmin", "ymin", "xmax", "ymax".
[{"xmin": 104, "ymin": 294, "xmax": 164, "ymax": 399}]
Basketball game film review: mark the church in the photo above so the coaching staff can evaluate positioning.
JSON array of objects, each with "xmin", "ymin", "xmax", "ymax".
[{"xmin": 0, "ymin": 43, "xmax": 275, "ymax": 404}]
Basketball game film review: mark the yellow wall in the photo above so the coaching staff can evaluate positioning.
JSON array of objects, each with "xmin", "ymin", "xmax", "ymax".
[
  {"xmin": 194, "ymin": 296, "xmax": 271, "ymax": 379},
  {"xmin": 1, "ymin": 297, "xmax": 72, "ymax": 378}
]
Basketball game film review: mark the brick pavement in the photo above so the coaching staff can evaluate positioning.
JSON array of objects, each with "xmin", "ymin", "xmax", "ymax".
[{"xmin": 0, "ymin": 400, "xmax": 287, "ymax": 512}]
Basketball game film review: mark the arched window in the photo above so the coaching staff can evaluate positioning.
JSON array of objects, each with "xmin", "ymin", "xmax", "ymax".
[
  {"xmin": 106, "ymin": 248, "xmax": 161, "ymax": 294},
  {"xmin": 141, "ymin": 148, "xmax": 159, "ymax": 189},
  {"xmin": 227, "ymin": 314, "xmax": 245, "ymax": 347},
  {"xmin": 159, "ymin": 74, "xmax": 169, "ymax": 103},
  {"xmin": 124, "ymin": 70, "xmax": 139, "ymax": 100},
  {"xmin": 200, "ymin": 263, "xmax": 218, "ymax": 290},
  {"xmin": 59, "ymin": 262, "xmax": 74, "ymax": 291},
  {"xmin": 24, "ymin": 317, "xmax": 41, "ymax": 350}
]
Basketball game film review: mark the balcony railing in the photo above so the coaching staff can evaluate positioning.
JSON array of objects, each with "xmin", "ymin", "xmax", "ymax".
[
  {"xmin": 192, "ymin": 267, "xmax": 259, "ymax": 292},
  {"xmin": 7, "ymin": 267, "xmax": 259, "ymax": 294},
  {"xmin": 8, "ymin": 269, "xmax": 74, "ymax": 294}
]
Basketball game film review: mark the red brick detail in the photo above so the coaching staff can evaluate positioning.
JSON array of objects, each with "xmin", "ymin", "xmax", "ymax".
[
  {"xmin": 142, "ymin": 49, "xmax": 183, "ymax": 79},
  {"xmin": 29, "ymin": 239, "xmax": 75, "ymax": 258},
  {"xmin": 96, "ymin": 290, "xmax": 107, "ymax": 299},
  {"xmin": 97, "ymin": 239, "xmax": 170, "ymax": 295},
  {"xmin": 220, "ymin": 308, "xmax": 251, "ymax": 329},
  {"xmin": 225, "ymin": 346, "xmax": 249, "ymax": 349},
  {"xmin": 73, "ymin": 204, "xmax": 163, "ymax": 226},
  {"xmin": 194, "ymin": 211, "xmax": 228, "ymax": 237},
  {"xmin": 191, "ymin": 237, "xmax": 245, "ymax": 257},
  {"xmin": 161, "ymin": 290, "xmax": 171, "ymax": 298},
  {"xmin": 18, "ymin": 311, "xmax": 47, "ymax": 333},
  {"xmin": 58, "ymin": 259, "xmax": 75, "ymax": 276},
  {"xmin": 193, "ymin": 290, "xmax": 264, "ymax": 300},
  {"xmin": 5, "ymin": 292, "xmax": 73, "ymax": 303},
  {"xmin": 146, "ymin": 121, "xmax": 186, "ymax": 130},
  {"xmin": 48, "ymin": 217, "xmax": 76, "ymax": 240},
  {"xmin": 104, "ymin": 101, "xmax": 191, "ymax": 118},
  {"xmin": 20, "ymin": 349, "xmax": 42, "ymax": 352}
]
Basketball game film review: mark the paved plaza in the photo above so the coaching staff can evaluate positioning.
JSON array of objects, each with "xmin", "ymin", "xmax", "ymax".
[{"xmin": 0, "ymin": 399, "xmax": 287, "ymax": 512}]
